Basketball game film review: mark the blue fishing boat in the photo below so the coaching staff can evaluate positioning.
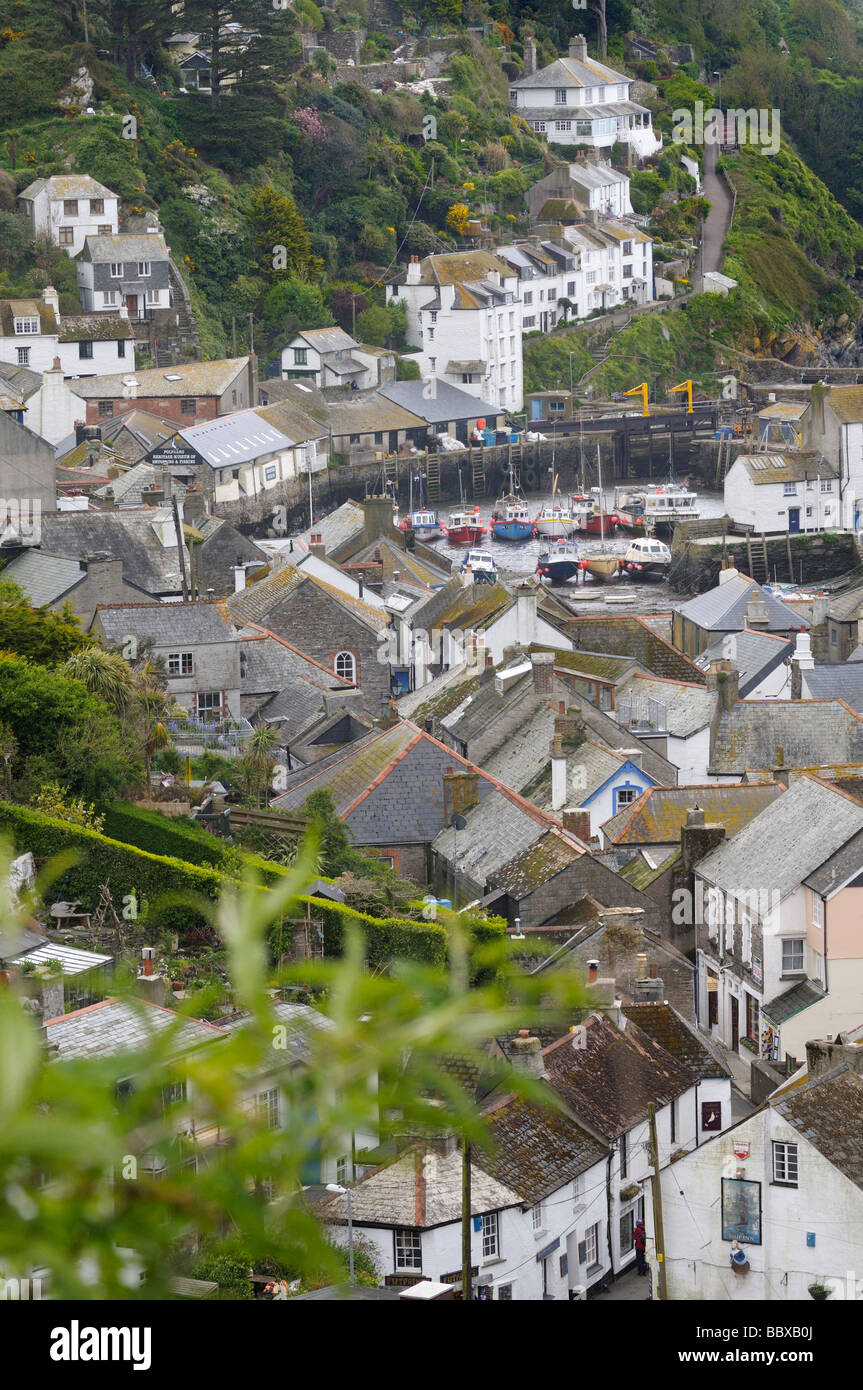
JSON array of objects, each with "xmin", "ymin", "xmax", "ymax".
[{"xmin": 490, "ymin": 494, "xmax": 532, "ymax": 541}]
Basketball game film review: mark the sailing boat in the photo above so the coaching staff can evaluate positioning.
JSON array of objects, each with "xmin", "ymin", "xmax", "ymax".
[
  {"xmin": 399, "ymin": 466, "xmax": 444, "ymax": 541},
  {"xmin": 583, "ymin": 444, "xmax": 625, "ymax": 584},
  {"xmin": 490, "ymin": 453, "xmax": 532, "ymax": 541}
]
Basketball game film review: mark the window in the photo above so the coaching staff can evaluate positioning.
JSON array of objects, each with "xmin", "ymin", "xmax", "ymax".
[
  {"xmin": 335, "ymin": 651, "xmax": 356, "ymax": 682},
  {"xmin": 547, "ymin": 289, "xmax": 557, "ymax": 302},
  {"xmin": 336, "ymin": 1155, "xmax": 348, "ymax": 1184},
  {"xmin": 146, "ymin": 289, "xmax": 159, "ymax": 304},
  {"xmin": 523, "ymin": 291, "xmax": 533, "ymax": 305},
  {"xmin": 63, "ymin": 200, "xmax": 78, "ymax": 216},
  {"xmin": 98, "ymin": 224, "xmax": 113, "ymax": 236},
  {"xmin": 98, "ymin": 400, "xmax": 114, "ymax": 418},
  {"xmin": 616, "ymin": 786, "xmax": 638, "ymax": 808},
  {"xmin": 554, "ymin": 88, "xmax": 568, "ymax": 104},
  {"xmin": 583, "ymin": 1222, "xmax": 599, "ymax": 1267},
  {"xmin": 14, "ymin": 317, "xmax": 38, "ymax": 335},
  {"xmin": 264, "ymin": 464, "xmax": 277, "ymax": 482},
  {"xmin": 294, "ymin": 347, "xmax": 307, "ymax": 365},
  {"xmin": 181, "ymin": 398, "xmax": 196, "ymax": 415},
  {"xmin": 623, "ymin": 265, "xmax": 633, "ymax": 278},
  {"xmin": 117, "ymin": 339, "xmax": 126, "ymax": 358},
  {"xmin": 619, "ymin": 1209, "xmax": 634, "ymax": 1254},
  {"xmin": 781, "ymin": 938, "xmax": 804, "ymax": 974},
  {"xmin": 374, "ymin": 431, "xmax": 383, "ymax": 443},
  {"xmin": 772, "ymin": 1141, "xmax": 798, "ymax": 1187},
  {"xmin": 427, "ymin": 327, "xmax": 434, "ymax": 340},
  {"xmin": 394, "ymin": 1228, "xmax": 422, "ymax": 1272},
  {"xmin": 90, "ymin": 199, "xmax": 104, "ymax": 215},
  {"xmin": 783, "ymin": 482, "xmax": 797, "ymax": 496},
  {"xmin": 742, "ymin": 912, "xmax": 752, "ymax": 964},
  {"xmin": 110, "ymin": 263, "xmax": 123, "ymax": 278},
  {"xmin": 161, "ymin": 1079, "xmax": 187, "ymax": 1111},
  {"xmin": 820, "ymin": 480, "xmax": 833, "ymax": 492},
  {"xmin": 746, "ymin": 991, "xmax": 758, "ymax": 1043},
  {"xmin": 555, "ymin": 120, "xmax": 572, "ymax": 132},
  {"xmin": 16, "ymin": 347, "xmax": 29, "ymax": 366},
  {"xmin": 567, "ymin": 280, "xmax": 576, "ymax": 296},
  {"xmin": 254, "ymin": 1088, "xmax": 280, "ymax": 1129},
  {"xmin": 103, "ymin": 290, "xmax": 117, "ymax": 306},
  {"xmin": 531, "ymin": 1202, "xmax": 544, "ymax": 1232},
  {"xmin": 670, "ymin": 1097, "xmax": 677, "ymax": 1144},
  {"xmin": 167, "ymin": 652, "xmax": 193, "ymax": 677},
  {"xmin": 586, "ymin": 271, "xmax": 597, "ymax": 285},
  {"xmin": 497, "ymin": 1283, "xmax": 513, "ymax": 1300},
  {"xmin": 481, "ymin": 1212, "xmax": 499, "ymax": 1258},
  {"xmin": 196, "ymin": 691, "xmax": 222, "ymax": 715},
  {"xmin": 707, "ymin": 974, "xmax": 719, "ymax": 1026},
  {"xmin": 533, "ymin": 121, "xmax": 546, "ymax": 133},
  {"xmin": 59, "ymin": 227, "xmax": 74, "ymax": 246},
  {"xmin": 462, "ymin": 373, "xmax": 473, "ymax": 383},
  {"xmin": 812, "ymin": 893, "xmax": 823, "ymax": 928},
  {"xmin": 137, "ymin": 261, "xmax": 151, "ymax": 277},
  {"xmin": 623, "ymin": 241, "xmax": 633, "ymax": 256},
  {"xmin": 79, "ymin": 341, "xmax": 94, "ymax": 359},
  {"xmin": 619, "ymin": 1130, "xmax": 627, "ymax": 1178}
]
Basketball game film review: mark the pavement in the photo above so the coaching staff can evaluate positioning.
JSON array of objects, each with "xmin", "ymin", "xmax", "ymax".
[
  {"xmin": 591, "ymin": 1264, "xmax": 651, "ymax": 1301},
  {"xmin": 697, "ymin": 139, "xmax": 734, "ymax": 291}
]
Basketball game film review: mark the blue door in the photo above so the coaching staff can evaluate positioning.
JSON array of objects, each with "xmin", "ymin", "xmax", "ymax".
[
  {"xmin": 788, "ymin": 508, "xmax": 800, "ymax": 534},
  {"xmin": 531, "ymin": 399, "xmax": 543, "ymax": 420}
]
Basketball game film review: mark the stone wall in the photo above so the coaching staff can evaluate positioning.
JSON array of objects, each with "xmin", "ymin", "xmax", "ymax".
[
  {"xmin": 670, "ymin": 530, "xmax": 862, "ymax": 594},
  {"xmin": 301, "ymin": 28, "xmax": 365, "ymax": 63}
]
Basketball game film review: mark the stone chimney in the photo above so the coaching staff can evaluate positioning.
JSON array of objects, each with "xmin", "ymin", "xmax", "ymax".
[
  {"xmin": 406, "ymin": 255, "xmax": 422, "ymax": 285},
  {"xmin": 509, "ymin": 1029, "xmax": 546, "ymax": 1079},
  {"xmin": 100, "ymin": 486, "xmax": 117, "ymax": 512},
  {"xmin": 718, "ymin": 556, "xmax": 739, "ymax": 585},
  {"xmin": 531, "ymin": 650, "xmax": 554, "ymax": 694},
  {"xmin": 805, "ymin": 1037, "xmax": 863, "ymax": 1082},
  {"xmin": 746, "ymin": 595, "xmax": 769, "ymax": 628},
  {"xmin": 522, "ymin": 34, "xmax": 537, "ymax": 76},
  {"xmin": 479, "ymin": 649, "xmax": 495, "ymax": 684},
  {"xmin": 680, "ymin": 804, "xmax": 726, "ymax": 880},
  {"xmin": 183, "ymin": 483, "xmax": 205, "ymax": 524},
  {"xmin": 632, "ymin": 975, "xmax": 665, "ymax": 1001},
  {"xmin": 563, "ymin": 808, "xmax": 591, "ymax": 841},
  {"xmin": 569, "ymin": 34, "xmax": 588, "ymax": 62},
  {"xmin": 233, "ymin": 564, "xmax": 247, "ymax": 593},
  {"xmin": 706, "ymin": 658, "xmax": 739, "ymax": 711},
  {"xmin": 551, "ymin": 732, "xmax": 567, "ymax": 812},
  {"xmin": 554, "ymin": 708, "xmax": 586, "ymax": 747},
  {"xmin": 790, "ymin": 630, "xmax": 814, "ymax": 700},
  {"xmin": 443, "ymin": 768, "xmax": 480, "ymax": 821},
  {"xmin": 42, "ymin": 284, "xmax": 60, "ymax": 319},
  {"xmin": 363, "ymin": 495, "xmax": 399, "ymax": 539}
]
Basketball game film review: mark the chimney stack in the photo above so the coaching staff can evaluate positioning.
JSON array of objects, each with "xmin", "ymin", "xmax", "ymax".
[
  {"xmin": 531, "ymin": 650, "xmax": 554, "ymax": 694},
  {"xmin": 569, "ymin": 34, "xmax": 588, "ymax": 62},
  {"xmin": 563, "ymin": 808, "xmax": 591, "ymax": 842},
  {"xmin": 587, "ymin": 959, "xmax": 599, "ymax": 983},
  {"xmin": 233, "ymin": 564, "xmax": 247, "ymax": 593},
  {"xmin": 706, "ymin": 658, "xmax": 739, "ymax": 711},
  {"xmin": 522, "ymin": 34, "xmax": 537, "ymax": 77},
  {"xmin": 550, "ymin": 732, "xmax": 567, "ymax": 811},
  {"xmin": 509, "ymin": 1029, "xmax": 546, "ymax": 1079},
  {"xmin": 406, "ymin": 255, "xmax": 422, "ymax": 285},
  {"xmin": 443, "ymin": 768, "xmax": 480, "ymax": 821},
  {"xmin": 309, "ymin": 531, "xmax": 326, "ymax": 558},
  {"xmin": 805, "ymin": 1037, "xmax": 863, "ymax": 1082},
  {"xmin": 746, "ymin": 595, "xmax": 769, "ymax": 628}
]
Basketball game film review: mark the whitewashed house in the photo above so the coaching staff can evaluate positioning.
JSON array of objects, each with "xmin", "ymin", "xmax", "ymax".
[
  {"xmin": 509, "ymin": 34, "xmax": 661, "ymax": 158},
  {"xmin": 615, "ymin": 674, "xmax": 718, "ymax": 785},
  {"xmin": 387, "ymin": 252, "xmax": 524, "ymax": 412},
  {"xmin": 723, "ymin": 454, "xmax": 847, "ymax": 534},
  {"xmin": 0, "ymin": 289, "xmax": 134, "ymax": 380},
  {"xmin": 652, "ymin": 1042, "xmax": 863, "ymax": 1300},
  {"xmin": 280, "ymin": 327, "xmax": 396, "ymax": 390},
  {"xmin": 694, "ymin": 775, "xmax": 863, "ymax": 1070},
  {"xmin": 555, "ymin": 738, "xmax": 657, "ymax": 837},
  {"xmin": 496, "ymin": 240, "xmax": 581, "ymax": 333},
  {"xmin": 167, "ymin": 408, "xmax": 308, "ymax": 507},
  {"xmin": 17, "ymin": 175, "xmax": 119, "ymax": 256}
]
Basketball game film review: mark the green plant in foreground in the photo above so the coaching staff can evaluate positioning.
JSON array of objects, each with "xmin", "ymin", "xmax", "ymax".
[{"xmin": 0, "ymin": 837, "xmax": 585, "ymax": 1298}]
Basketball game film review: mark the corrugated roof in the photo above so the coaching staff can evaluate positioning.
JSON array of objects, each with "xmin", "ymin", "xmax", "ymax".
[{"xmin": 177, "ymin": 411, "xmax": 295, "ymax": 467}]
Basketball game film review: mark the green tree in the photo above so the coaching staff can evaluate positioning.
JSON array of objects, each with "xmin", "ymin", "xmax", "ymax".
[
  {"xmin": 247, "ymin": 184, "xmax": 318, "ymax": 285},
  {"xmin": 63, "ymin": 647, "xmax": 137, "ymax": 718},
  {"xmin": 0, "ymin": 596, "xmax": 89, "ymax": 665},
  {"xmin": 262, "ymin": 278, "xmax": 334, "ymax": 336}
]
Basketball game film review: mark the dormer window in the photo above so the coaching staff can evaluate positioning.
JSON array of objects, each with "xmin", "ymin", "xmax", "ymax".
[
  {"xmin": 14, "ymin": 317, "xmax": 39, "ymax": 335},
  {"xmin": 554, "ymin": 88, "xmax": 568, "ymax": 104}
]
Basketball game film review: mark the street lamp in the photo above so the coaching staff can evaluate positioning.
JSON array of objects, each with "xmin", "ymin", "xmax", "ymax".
[{"xmin": 326, "ymin": 1183, "xmax": 354, "ymax": 1284}]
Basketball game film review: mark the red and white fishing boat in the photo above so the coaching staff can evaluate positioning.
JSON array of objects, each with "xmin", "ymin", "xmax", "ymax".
[{"xmin": 445, "ymin": 507, "xmax": 486, "ymax": 545}]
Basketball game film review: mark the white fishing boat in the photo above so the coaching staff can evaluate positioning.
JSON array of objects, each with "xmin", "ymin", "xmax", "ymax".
[
  {"xmin": 621, "ymin": 536, "xmax": 672, "ymax": 580},
  {"xmin": 642, "ymin": 482, "xmax": 700, "ymax": 526},
  {"xmin": 533, "ymin": 502, "xmax": 576, "ymax": 538}
]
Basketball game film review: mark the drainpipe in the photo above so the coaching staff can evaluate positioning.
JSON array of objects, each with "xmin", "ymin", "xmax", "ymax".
[{"xmin": 605, "ymin": 1152, "xmax": 616, "ymax": 1281}]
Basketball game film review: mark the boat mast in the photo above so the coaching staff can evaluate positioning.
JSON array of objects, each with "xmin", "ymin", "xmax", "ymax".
[{"xmin": 597, "ymin": 442, "xmax": 605, "ymax": 544}]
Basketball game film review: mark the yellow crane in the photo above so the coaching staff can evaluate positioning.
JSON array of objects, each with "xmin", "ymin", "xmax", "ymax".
[
  {"xmin": 623, "ymin": 382, "xmax": 650, "ymax": 417},
  {"xmin": 668, "ymin": 378, "xmax": 694, "ymax": 414}
]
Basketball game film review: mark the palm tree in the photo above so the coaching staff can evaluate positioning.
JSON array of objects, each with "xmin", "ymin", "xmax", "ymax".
[
  {"xmin": 63, "ymin": 647, "xmax": 137, "ymax": 717},
  {"xmin": 240, "ymin": 724, "xmax": 281, "ymax": 808},
  {"xmin": 136, "ymin": 659, "xmax": 175, "ymax": 786}
]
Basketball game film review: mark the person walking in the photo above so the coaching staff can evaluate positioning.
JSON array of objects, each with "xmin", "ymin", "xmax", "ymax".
[{"xmin": 634, "ymin": 1219, "xmax": 647, "ymax": 1275}]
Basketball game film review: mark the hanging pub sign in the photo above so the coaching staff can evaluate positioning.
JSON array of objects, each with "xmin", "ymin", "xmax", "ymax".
[{"xmin": 733, "ymin": 1139, "xmax": 750, "ymax": 1160}]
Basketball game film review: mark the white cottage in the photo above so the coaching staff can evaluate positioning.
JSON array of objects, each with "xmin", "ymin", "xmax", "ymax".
[
  {"xmin": 17, "ymin": 175, "xmax": 119, "ymax": 256},
  {"xmin": 509, "ymin": 35, "xmax": 661, "ymax": 158},
  {"xmin": 723, "ymin": 453, "xmax": 847, "ymax": 534}
]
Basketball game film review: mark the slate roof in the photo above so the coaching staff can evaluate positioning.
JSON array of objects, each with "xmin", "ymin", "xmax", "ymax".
[
  {"xmin": 93, "ymin": 461, "xmax": 156, "ymax": 506},
  {"xmin": 542, "ymin": 1012, "xmax": 696, "ymax": 1142},
  {"xmin": 563, "ymin": 614, "xmax": 706, "ymax": 683},
  {"xmin": 696, "ymin": 775, "xmax": 863, "ymax": 899},
  {"xmin": 568, "ymin": 739, "xmax": 633, "ymax": 800},
  {"xmin": 0, "ymin": 363, "xmax": 41, "ymax": 405},
  {"xmin": 433, "ymin": 786, "xmax": 571, "ymax": 887},
  {"xmin": 37, "ymin": 511, "xmax": 186, "ymax": 595},
  {"xmin": 674, "ymin": 574, "xmax": 808, "ymax": 635},
  {"xmin": 762, "ymin": 978, "xmax": 825, "ymax": 1027},
  {"xmin": 492, "ymin": 834, "xmax": 581, "ymax": 896},
  {"xmin": 621, "ymin": 1002, "xmax": 731, "ymax": 1080},
  {"xmin": 478, "ymin": 1093, "xmax": 608, "ymax": 1202},
  {"xmin": 541, "ymin": 647, "xmax": 637, "ymax": 683},
  {"xmin": 95, "ymin": 600, "xmax": 236, "ymax": 646},
  {"xmin": 2, "ymin": 549, "xmax": 84, "ymax": 606},
  {"xmin": 292, "ymin": 326, "xmax": 358, "ymax": 354},
  {"xmin": 325, "ymin": 394, "xmax": 426, "ymax": 437},
  {"xmin": 734, "ymin": 452, "xmax": 835, "ymax": 485},
  {"xmin": 271, "ymin": 723, "xmax": 417, "ymax": 816},
  {"xmin": 772, "ymin": 1067, "xmax": 863, "ymax": 1189},
  {"xmin": 511, "ymin": 50, "xmax": 632, "ymax": 91},
  {"xmin": 393, "ymin": 250, "xmax": 515, "ymax": 287},
  {"xmin": 81, "ymin": 233, "xmax": 168, "ymax": 262},
  {"xmin": 217, "ymin": 1001, "xmax": 331, "ymax": 1060},
  {"xmin": 694, "ymin": 627, "xmax": 792, "ymax": 696},
  {"xmin": 318, "ymin": 1143, "xmax": 521, "ymax": 1228},
  {"xmin": 823, "ymin": 386, "xmax": 863, "ymax": 424},
  {"xmin": 617, "ymin": 674, "xmax": 717, "ymax": 736},
  {"xmin": 378, "ymin": 379, "xmax": 496, "ymax": 425},
  {"xmin": 294, "ymin": 500, "xmax": 371, "ymax": 554},
  {"xmin": 618, "ymin": 847, "xmax": 681, "ymax": 890},
  {"xmin": 601, "ymin": 783, "xmax": 784, "ymax": 845},
  {"xmin": 43, "ymin": 997, "xmax": 226, "ymax": 1061},
  {"xmin": 19, "ymin": 174, "xmax": 115, "ymax": 200},
  {"xmin": 710, "ymin": 699, "xmax": 863, "ymax": 775},
  {"xmin": 58, "ymin": 313, "xmax": 134, "ymax": 343},
  {"xmin": 71, "ymin": 358, "xmax": 249, "ymax": 400},
  {"xmin": 827, "ymin": 585, "xmax": 863, "ymax": 622},
  {"xmin": 226, "ymin": 566, "xmax": 387, "ymax": 633},
  {"xmin": 803, "ymin": 665, "xmax": 863, "ymax": 712}
]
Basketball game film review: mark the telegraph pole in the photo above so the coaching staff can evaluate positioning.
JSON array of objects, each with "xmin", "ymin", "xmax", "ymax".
[
  {"xmin": 171, "ymin": 495, "xmax": 189, "ymax": 602},
  {"xmin": 461, "ymin": 1134, "xmax": 472, "ymax": 1301},
  {"xmin": 647, "ymin": 1102, "xmax": 667, "ymax": 1300}
]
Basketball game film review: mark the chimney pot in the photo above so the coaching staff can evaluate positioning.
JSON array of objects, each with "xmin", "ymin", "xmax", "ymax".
[{"xmin": 587, "ymin": 959, "xmax": 599, "ymax": 982}]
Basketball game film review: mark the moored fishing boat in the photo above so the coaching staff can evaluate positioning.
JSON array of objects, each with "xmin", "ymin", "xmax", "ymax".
[
  {"xmin": 583, "ymin": 553, "xmax": 624, "ymax": 584},
  {"xmin": 621, "ymin": 536, "xmax": 672, "ymax": 580},
  {"xmin": 533, "ymin": 502, "xmax": 576, "ymax": 539},
  {"xmin": 399, "ymin": 508, "xmax": 445, "ymax": 541},
  {"xmin": 445, "ymin": 508, "xmax": 486, "ymax": 545},
  {"xmin": 536, "ymin": 540, "xmax": 582, "ymax": 584},
  {"xmin": 490, "ymin": 494, "xmax": 533, "ymax": 541}
]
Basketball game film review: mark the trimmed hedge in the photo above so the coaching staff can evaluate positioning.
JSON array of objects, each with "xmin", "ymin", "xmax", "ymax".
[
  {"xmin": 0, "ymin": 803, "xmax": 453, "ymax": 969},
  {"xmin": 101, "ymin": 803, "xmax": 229, "ymax": 870}
]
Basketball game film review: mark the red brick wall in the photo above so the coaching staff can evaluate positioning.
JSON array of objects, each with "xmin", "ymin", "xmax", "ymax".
[{"xmin": 85, "ymin": 396, "xmax": 220, "ymax": 426}]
